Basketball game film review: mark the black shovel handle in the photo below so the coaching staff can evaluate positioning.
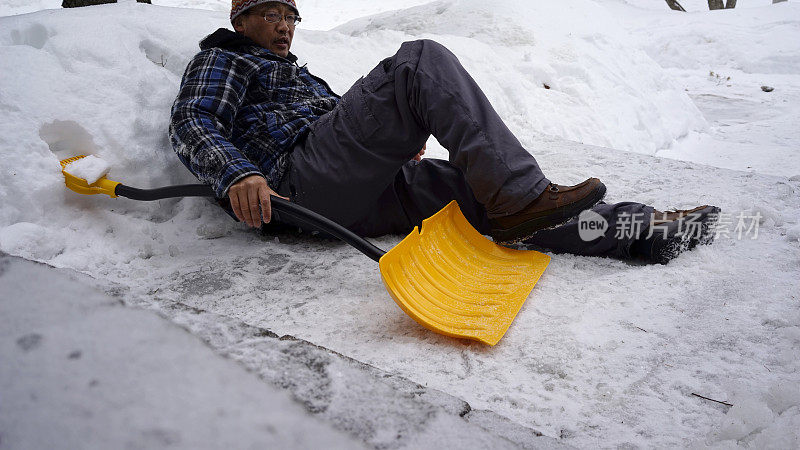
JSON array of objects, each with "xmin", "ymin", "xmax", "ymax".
[{"xmin": 115, "ymin": 184, "xmax": 386, "ymax": 263}]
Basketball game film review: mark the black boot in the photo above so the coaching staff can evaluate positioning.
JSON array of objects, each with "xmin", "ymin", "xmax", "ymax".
[{"xmin": 632, "ymin": 205, "xmax": 721, "ymax": 264}]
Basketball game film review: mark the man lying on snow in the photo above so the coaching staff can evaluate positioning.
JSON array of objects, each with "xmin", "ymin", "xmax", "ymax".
[{"xmin": 169, "ymin": 0, "xmax": 720, "ymax": 265}]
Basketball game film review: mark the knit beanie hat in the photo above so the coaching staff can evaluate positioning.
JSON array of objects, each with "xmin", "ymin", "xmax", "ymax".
[{"xmin": 230, "ymin": 0, "xmax": 299, "ymax": 24}]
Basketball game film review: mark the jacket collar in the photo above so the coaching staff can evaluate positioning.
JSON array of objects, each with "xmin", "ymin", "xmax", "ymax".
[{"xmin": 199, "ymin": 28, "xmax": 298, "ymax": 63}]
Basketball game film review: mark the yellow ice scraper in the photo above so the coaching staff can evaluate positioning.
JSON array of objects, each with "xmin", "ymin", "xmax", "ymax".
[{"xmin": 61, "ymin": 155, "xmax": 549, "ymax": 345}]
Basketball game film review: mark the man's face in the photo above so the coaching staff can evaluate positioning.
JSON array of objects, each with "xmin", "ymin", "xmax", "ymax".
[{"xmin": 234, "ymin": 2, "xmax": 296, "ymax": 58}]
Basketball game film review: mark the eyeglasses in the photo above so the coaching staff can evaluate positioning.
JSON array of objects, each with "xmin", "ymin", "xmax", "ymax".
[{"xmin": 257, "ymin": 12, "xmax": 302, "ymax": 26}]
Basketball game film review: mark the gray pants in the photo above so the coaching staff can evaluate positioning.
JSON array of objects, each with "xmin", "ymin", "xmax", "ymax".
[{"xmin": 277, "ymin": 40, "xmax": 651, "ymax": 259}]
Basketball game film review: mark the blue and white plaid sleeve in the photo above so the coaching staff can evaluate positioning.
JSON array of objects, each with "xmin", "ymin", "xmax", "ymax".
[{"xmin": 169, "ymin": 49, "xmax": 262, "ymax": 198}]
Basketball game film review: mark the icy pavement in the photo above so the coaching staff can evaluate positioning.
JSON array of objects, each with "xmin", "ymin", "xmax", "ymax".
[
  {"xmin": 0, "ymin": 254, "xmax": 570, "ymax": 449},
  {"xmin": 0, "ymin": 256, "xmax": 361, "ymax": 449}
]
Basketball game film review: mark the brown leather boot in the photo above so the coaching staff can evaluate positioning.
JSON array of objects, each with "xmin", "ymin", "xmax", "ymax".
[{"xmin": 489, "ymin": 178, "xmax": 606, "ymax": 243}]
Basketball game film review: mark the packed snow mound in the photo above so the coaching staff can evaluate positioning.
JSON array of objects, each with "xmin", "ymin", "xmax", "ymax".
[
  {"xmin": 618, "ymin": 2, "xmax": 800, "ymax": 74},
  {"xmin": 334, "ymin": 0, "xmax": 706, "ymax": 154},
  {"xmin": 0, "ymin": 4, "xmax": 222, "ymax": 228}
]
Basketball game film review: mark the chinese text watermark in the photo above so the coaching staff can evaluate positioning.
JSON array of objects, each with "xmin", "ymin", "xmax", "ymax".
[{"xmin": 577, "ymin": 211, "xmax": 762, "ymax": 242}]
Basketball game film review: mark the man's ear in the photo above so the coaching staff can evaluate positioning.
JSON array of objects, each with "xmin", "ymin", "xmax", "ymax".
[{"xmin": 233, "ymin": 16, "xmax": 246, "ymax": 33}]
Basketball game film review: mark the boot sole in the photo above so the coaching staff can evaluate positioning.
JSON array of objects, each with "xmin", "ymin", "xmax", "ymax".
[
  {"xmin": 678, "ymin": 205, "xmax": 721, "ymax": 250},
  {"xmin": 695, "ymin": 206, "xmax": 721, "ymax": 247},
  {"xmin": 490, "ymin": 183, "xmax": 607, "ymax": 243},
  {"xmin": 654, "ymin": 233, "xmax": 692, "ymax": 265},
  {"xmin": 650, "ymin": 205, "xmax": 721, "ymax": 264}
]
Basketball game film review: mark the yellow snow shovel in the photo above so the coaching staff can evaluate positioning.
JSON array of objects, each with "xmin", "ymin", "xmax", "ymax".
[{"xmin": 61, "ymin": 155, "xmax": 550, "ymax": 345}]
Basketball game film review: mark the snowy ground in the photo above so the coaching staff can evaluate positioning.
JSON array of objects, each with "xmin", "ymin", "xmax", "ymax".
[
  {"xmin": 607, "ymin": 0, "xmax": 800, "ymax": 177},
  {"xmin": 1, "ymin": 0, "xmax": 799, "ymax": 448},
  {"xmin": 0, "ymin": 256, "xmax": 363, "ymax": 449}
]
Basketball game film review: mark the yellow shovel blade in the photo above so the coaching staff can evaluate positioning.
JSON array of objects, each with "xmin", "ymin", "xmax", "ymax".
[
  {"xmin": 379, "ymin": 201, "xmax": 550, "ymax": 345},
  {"xmin": 59, "ymin": 155, "xmax": 120, "ymax": 197}
]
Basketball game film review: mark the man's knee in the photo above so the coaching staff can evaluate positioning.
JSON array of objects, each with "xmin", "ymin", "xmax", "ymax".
[{"xmin": 398, "ymin": 39, "xmax": 457, "ymax": 66}]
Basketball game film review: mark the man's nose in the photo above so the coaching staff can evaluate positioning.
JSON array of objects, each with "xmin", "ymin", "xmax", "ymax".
[{"xmin": 276, "ymin": 17, "xmax": 290, "ymax": 31}]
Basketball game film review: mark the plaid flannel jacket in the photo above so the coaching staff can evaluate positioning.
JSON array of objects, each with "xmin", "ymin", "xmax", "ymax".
[{"xmin": 170, "ymin": 29, "xmax": 339, "ymax": 198}]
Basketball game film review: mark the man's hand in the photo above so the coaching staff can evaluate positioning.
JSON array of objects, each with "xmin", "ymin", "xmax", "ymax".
[
  {"xmin": 228, "ymin": 174, "xmax": 288, "ymax": 228},
  {"xmin": 413, "ymin": 144, "xmax": 426, "ymax": 162}
]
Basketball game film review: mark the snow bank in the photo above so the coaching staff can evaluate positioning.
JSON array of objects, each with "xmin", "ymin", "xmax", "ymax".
[
  {"xmin": 606, "ymin": 1, "xmax": 800, "ymax": 177},
  {"xmin": 334, "ymin": 0, "xmax": 705, "ymax": 154},
  {"xmin": 0, "ymin": 4, "xmax": 219, "ymax": 228},
  {"xmin": 615, "ymin": 1, "xmax": 800, "ymax": 75}
]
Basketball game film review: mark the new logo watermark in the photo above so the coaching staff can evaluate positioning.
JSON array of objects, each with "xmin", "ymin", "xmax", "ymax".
[{"xmin": 578, "ymin": 209, "xmax": 608, "ymax": 242}]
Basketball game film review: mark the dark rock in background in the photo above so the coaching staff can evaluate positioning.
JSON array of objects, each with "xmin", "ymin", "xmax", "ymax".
[{"xmin": 63, "ymin": 0, "xmax": 150, "ymax": 7}]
